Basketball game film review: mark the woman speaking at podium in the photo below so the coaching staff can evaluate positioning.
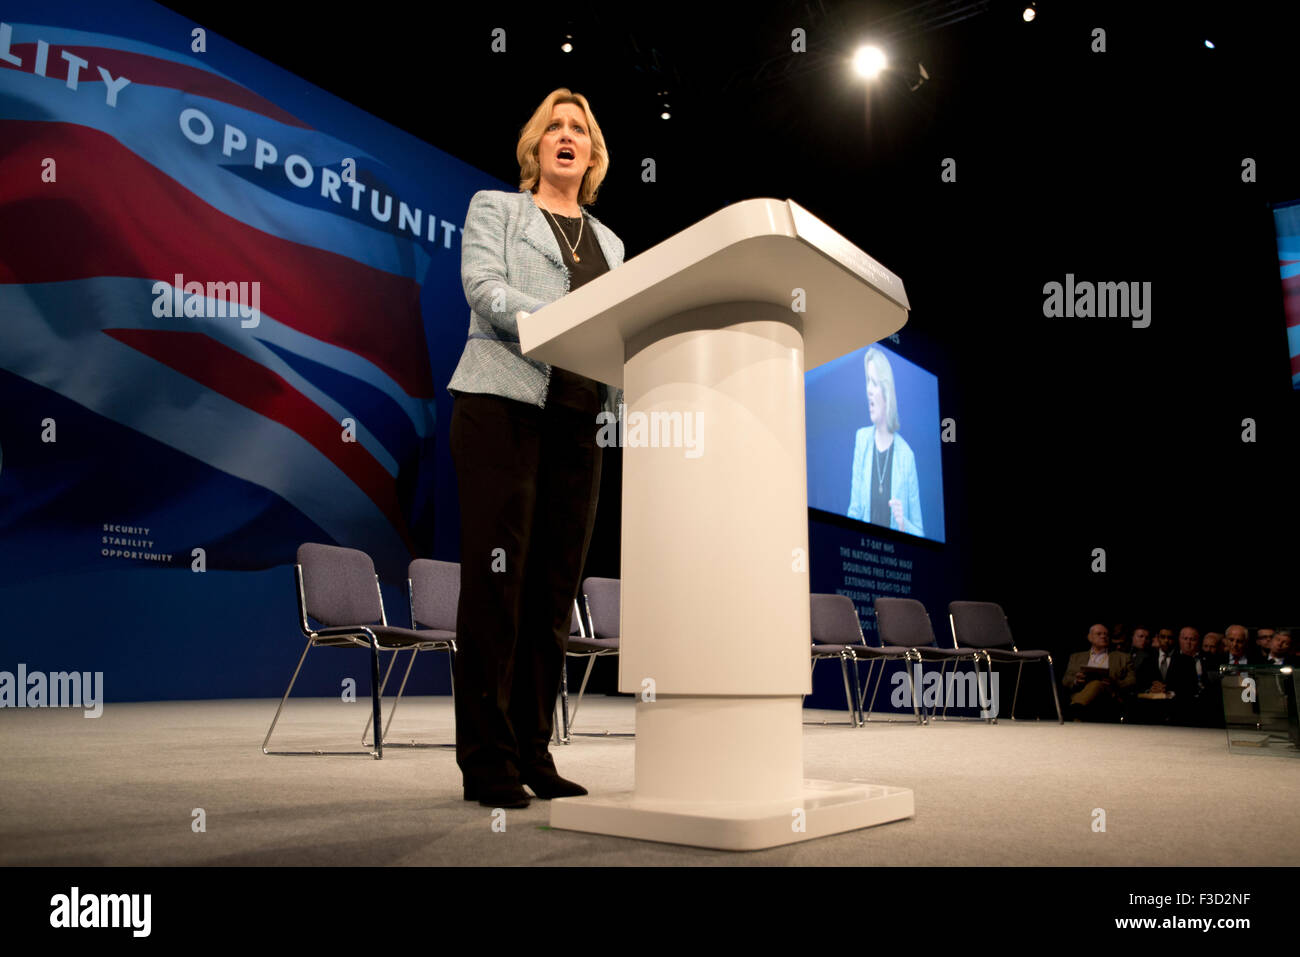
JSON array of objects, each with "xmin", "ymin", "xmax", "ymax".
[{"xmin": 445, "ymin": 89, "xmax": 625, "ymax": 808}]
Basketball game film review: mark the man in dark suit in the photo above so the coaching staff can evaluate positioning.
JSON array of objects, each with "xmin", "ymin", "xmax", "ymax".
[
  {"xmin": 1264, "ymin": 630, "xmax": 1294, "ymax": 667},
  {"xmin": 1129, "ymin": 627, "xmax": 1152, "ymax": 678},
  {"xmin": 1223, "ymin": 625, "xmax": 1257, "ymax": 666},
  {"xmin": 1193, "ymin": 632, "xmax": 1229, "ymax": 728},
  {"xmin": 1171, "ymin": 627, "xmax": 1217, "ymax": 726},
  {"xmin": 1254, "ymin": 627, "xmax": 1276, "ymax": 661},
  {"xmin": 1130, "ymin": 627, "xmax": 1199, "ymax": 724}
]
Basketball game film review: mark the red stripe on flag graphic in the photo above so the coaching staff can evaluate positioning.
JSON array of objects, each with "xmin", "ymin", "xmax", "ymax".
[
  {"xmin": 104, "ymin": 328, "xmax": 415, "ymax": 552},
  {"xmin": 0, "ymin": 120, "xmax": 433, "ymax": 396},
  {"xmin": 0, "ymin": 43, "xmax": 311, "ymax": 128}
]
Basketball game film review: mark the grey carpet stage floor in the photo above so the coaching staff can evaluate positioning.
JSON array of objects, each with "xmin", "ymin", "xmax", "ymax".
[{"xmin": 1, "ymin": 697, "xmax": 1295, "ymax": 866}]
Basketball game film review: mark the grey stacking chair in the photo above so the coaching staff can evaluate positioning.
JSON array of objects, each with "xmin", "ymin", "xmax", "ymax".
[
  {"xmin": 948, "ymin": 601, "xmax": 1064, "ymax": 724},
  {"xmin": 358, "ymin": 558, "xmax": 459, "ymax": 749},
  {"xmin": 560, "ymin": 577, "xmax": 626, "ymax": 739},
  {"xmin": 263, "ymin": 543, "xmax": 435, "ymax": 759},
  {"xmin": 808, "ymin": 594, "xmax": 872, "ymax": 726},
  {"xmin": 873, "ymin": 597, "xmax": 990, "ymax": 724}
]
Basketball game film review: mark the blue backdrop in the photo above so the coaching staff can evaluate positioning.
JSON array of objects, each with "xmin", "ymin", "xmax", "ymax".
[{"xmin": 0, "ymin": 0, "xmax": 505, "ymax": 701}]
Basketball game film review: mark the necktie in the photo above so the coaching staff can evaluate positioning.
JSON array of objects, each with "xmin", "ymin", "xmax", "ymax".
[{"xmin": 1160, "ymin": 654, "xmax": 1168, "ymax": 679}]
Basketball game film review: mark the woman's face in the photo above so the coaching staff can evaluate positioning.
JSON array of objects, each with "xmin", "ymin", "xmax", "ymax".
[
  {"xmin": 865, "ymin": 360, "xmax": 885, "ymax": 427},
  {"xmin": 538, "ymin": 103, "xmax": 594, "ymax": 194}
]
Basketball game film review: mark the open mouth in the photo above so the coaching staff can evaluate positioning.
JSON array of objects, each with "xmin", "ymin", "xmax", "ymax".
[{"xmin": 557, "ymin": 148, "xmax": 575, "ymax": 161}]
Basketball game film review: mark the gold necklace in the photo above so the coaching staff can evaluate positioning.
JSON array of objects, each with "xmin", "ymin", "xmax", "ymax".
[{"xmin": 541, "ymin": 204, "xmax": 584, "ymax": 262}]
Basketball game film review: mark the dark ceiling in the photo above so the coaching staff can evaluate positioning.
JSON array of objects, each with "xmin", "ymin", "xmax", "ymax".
[{"xmin": 158, "ymin": 0, "xmax": 1299, "ymax": 264}]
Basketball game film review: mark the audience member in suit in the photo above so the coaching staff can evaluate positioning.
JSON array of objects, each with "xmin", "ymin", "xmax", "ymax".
[
  {"xmin": 1062, "ymin": 624, "xmax": 1136, "ymax": 721},
  {"xmin": 1254, "ymin": 627, "xmax": 1276, "ymax": 660},
  {"xmin": 1174, "ymin": 627, "xmax": 1218, "ymax": 725},
  {"xmin": 1264, "ymin": 630, "xmax": 1293, "ymax": 667},
  {"xmin": 1128, "ymin": 627, "xmax": 1151, "ymax": 676},
  {"xmin": 1223, "ymin": 625, "xmax": 1257, "ymax": 666},
  {"xmin": 1109, "ymin": 625, "xmax": 1130, "ymax": 654},
  {"xmin": 1195, "ymin": 632, "xmax": 1228, "ymax": 728},
  {"xmin": 1174, "ymin": 629, "xmax": 1209, "ymax": 694},
  {"xmin": 1130, "ymin": 627, "xmax": 1199, "ymax": 724}
]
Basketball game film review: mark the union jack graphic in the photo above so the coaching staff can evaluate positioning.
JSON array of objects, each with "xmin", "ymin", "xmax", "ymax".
[
  {"xmin": 0, "ymin": 5, "xmax": 479, "ymax": 581},
  {"xmin": 1273, "ymin": 200, "xmax": 1300, "ymax": 389}
]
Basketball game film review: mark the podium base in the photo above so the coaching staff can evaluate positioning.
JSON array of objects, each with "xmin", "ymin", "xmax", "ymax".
[{"xmin": 549, "ymin": 780, "xmax": 914, "ymax": 851}]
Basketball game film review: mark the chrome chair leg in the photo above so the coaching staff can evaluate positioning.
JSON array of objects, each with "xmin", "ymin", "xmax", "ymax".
[
  {"xmin": 568, "ymin": 656, "xmax": 597, "ymax": 728},
  {"xmin": 855, "ymin": 657, "xmax": 880, "ymax": 714},
  {"xmin": 263, "ymin": 637, "xmax": 313, "ymax": 753},
  {"xmin": 905, "ymin": 652, "xmax": 924, "ymax": 725},
  {"xmin": 847, "ymin": 652, "xmax": 864, "ymax": 727},
  {"xmin": 362, "ymin": 647, "xmax": 407, "ymax": 745},
  {"xmin": 936, "ymin": 659, "xmax": 950, "ymax": 721},
  {"xmin": 564, "ymin": 653, "xmax": 633, "ymax": 738},
  {"xmin": 264, "ymin": 637, "xmax": 384, "ymax": 757},
  {"xmin": 971, "ymin": 651, "xmax": 986, "ymax": 723},
  {"xmin": 863, "ymin": 657, "xmax": 890, "ymax": 723},
  {"xmin": 912, "ymin": 654, "xmax": 931, "ymax": 723},
  {"xmin": 368, "ymin": 634, "xmax": 383, "ymax": 759},
  {"xmin": 379, "ymin": 647, "xmax": 420, "ymax": 744},
  {"xmin": 559, "ymin": 655, "xmax": 572, "ymax": 744},
  {"xmin": 978, "ymin": 651, "xmax": 996, "ymax": 724},
  {"xmin": 1046, "ymin": 656, "xmax": 1064, "ymax": 724},
  {"xmin": 839, "ymin": 652, "xmax": 860, "ymax": 727},
  {"xmin": 447, "ymin": 643, "xmax": 456, "ymax": 711},
  {"xmin": 1011, "ymin": 660, "xmax": 1025, "ymax": 720}
]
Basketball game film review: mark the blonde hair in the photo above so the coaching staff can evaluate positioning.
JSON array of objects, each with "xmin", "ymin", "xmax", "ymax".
[
  {"xmin": 516, "ymin": 88, "xmax": 609, "ymax": 206},
  {"xmin": 864, "ymin": 347, "xmax": 900, "ymax": 434}
]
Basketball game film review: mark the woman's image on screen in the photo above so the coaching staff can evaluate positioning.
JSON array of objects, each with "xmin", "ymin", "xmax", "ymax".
[{"xmin": 847, "ymin": 346, "xmax": 923, "ymax": 535}]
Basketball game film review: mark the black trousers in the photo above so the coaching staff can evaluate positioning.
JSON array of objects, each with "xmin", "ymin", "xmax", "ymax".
[{"xmin": 448, "ymin": 392, "xmax": 602, "ymax": 787}]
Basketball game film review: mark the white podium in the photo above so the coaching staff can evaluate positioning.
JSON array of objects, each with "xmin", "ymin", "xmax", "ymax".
[{"xmin": 520, "ymin": 198, "xmax": 914, "ymax": 850}]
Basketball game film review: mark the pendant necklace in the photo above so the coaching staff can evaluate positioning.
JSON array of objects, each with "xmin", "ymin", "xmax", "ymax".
[{"xmin": 543, "ymin": 206, "xmax": 583, "ymax": 262}]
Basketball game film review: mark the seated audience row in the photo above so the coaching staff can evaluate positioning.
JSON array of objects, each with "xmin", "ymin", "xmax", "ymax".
[{"xmin": 1061, "ymin": 624, "xmax": 1293, "ymax": 725}]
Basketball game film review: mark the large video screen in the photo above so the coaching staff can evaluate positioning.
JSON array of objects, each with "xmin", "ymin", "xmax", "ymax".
[
  {"xmin": 1272, "ymin": 199, "xmax": 1300, "ymax": 389},
  {"xmin": 806, "ymin": 342, "xmax": 946, "ymax": 543}
]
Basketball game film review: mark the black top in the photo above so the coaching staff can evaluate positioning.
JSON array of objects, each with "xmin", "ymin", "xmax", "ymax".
[
  {"xmin": 869, "ymin": 439, "xmax": 894, "ymax": 527},
  {"xmin": 536, "ymin": 203, "xmax": 609, "ymax": 413}
]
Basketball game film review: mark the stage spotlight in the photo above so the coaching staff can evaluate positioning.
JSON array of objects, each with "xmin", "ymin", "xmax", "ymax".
[
  {"xmin": 1023, "ymin": 6, "xmax": 1036, "ymax": 21},
  {"xmin": 853, "ymin": 45, "xmax": 887, "ymax": 80},
  {"xmin": 561, "ymin": 34, "xmax": 574, "ymax": 53},
  {"xmin": 1204, "ymin": 39, "xmax": 1215, "ymax": 49},
  {"xmin": 910, "ymin": 61, "xmax": 930, "ymax": 92}
]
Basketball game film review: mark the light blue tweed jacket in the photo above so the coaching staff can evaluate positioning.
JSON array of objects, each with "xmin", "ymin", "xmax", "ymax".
[
  {"xmin": 847, "ymin": 426, "xmax": 924, "ymax": 536},
  {"xmin": 447, "ymin": 187, "xmax": 625, "ymax": 413}
]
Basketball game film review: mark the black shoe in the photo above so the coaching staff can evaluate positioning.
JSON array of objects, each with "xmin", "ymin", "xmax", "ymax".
[
  {"xmin": 463, "ymin": 782, "xmax": 531, "ymax": 808},
  {"xmin": 520, "ymin": 767, "xmax": 588, "ymax": 799}
]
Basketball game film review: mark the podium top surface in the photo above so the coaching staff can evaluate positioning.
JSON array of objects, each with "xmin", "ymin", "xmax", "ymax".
[{"xmin": 519, "ymin": 197, "xmax": 909, "ymax": 387}]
